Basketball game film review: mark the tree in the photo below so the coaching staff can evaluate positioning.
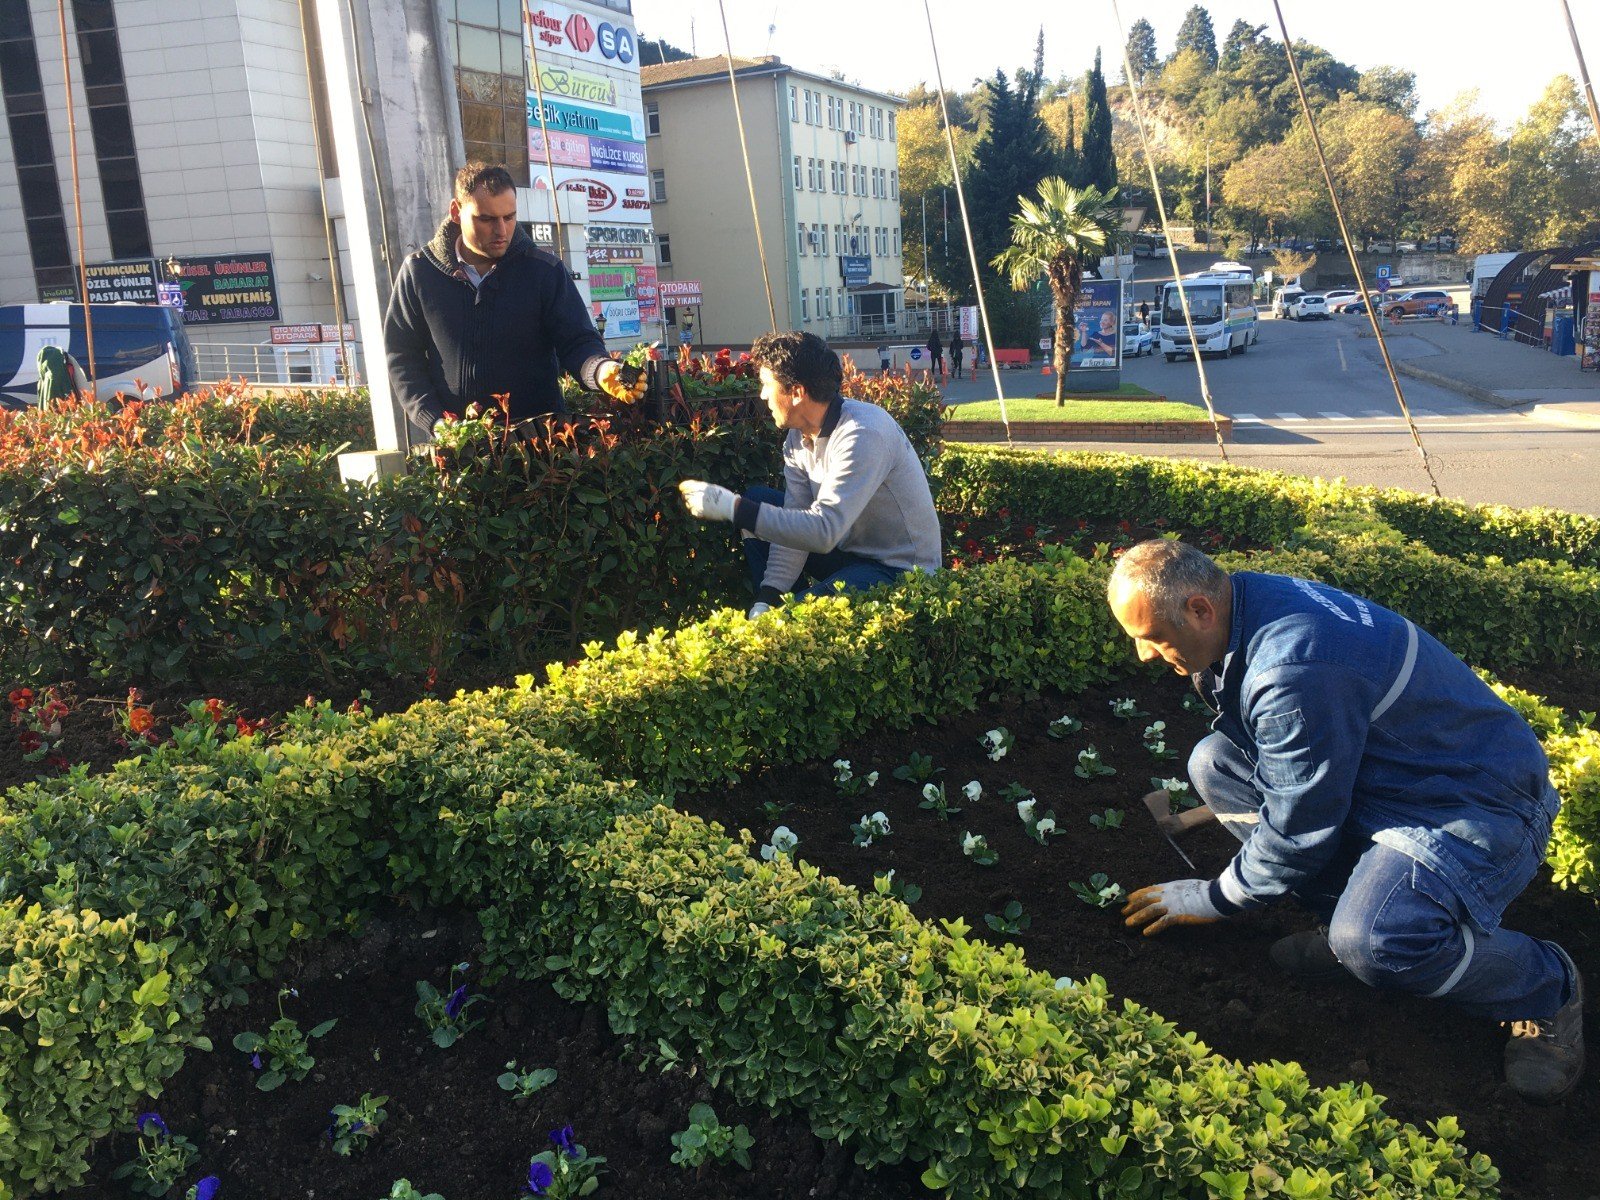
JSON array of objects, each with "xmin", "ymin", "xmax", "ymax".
[
  {"xmin": 991, "ymin": 179, "xmax": 1121, "ymax": 404},
  {"xmin": 1173, "ymin": 5, "xmax": 1218, "ymax": 70},
  {"xmin": 1358, "ymin": 66, "xmax": 1419, "ymax": 118},
  {"xmin": 638, "ymin": 35, "xmax": 693, "ymax": 66},
  {"xmin": 1079, "ymin": 49, "xmax": 1117, "ymax": 193},
  {"xmin": 1507, "ymin": 76, "xmax": 1600, "ymax": 247},
  {"xmin": 1220, "ymin": 19, "xmax": 1265, "ymax": 70},
  {"xmin": 965, "ymin": 69, "xmax": 1056, "ymax": 286},
  {"xmin": 1415, "ymin": 92, "xmax": 1513, "ymax": 253},
  {"xmin": 897, "ymin": 101, "xmax": 979, "ymax": 297},
  {"xmin": 1124, "ymin": 18, "xmax": 1158, "ymax": 84}
]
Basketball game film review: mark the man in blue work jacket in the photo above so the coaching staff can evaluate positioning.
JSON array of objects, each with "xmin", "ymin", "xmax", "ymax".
[{"xmin": 1110, "ymin": 540, "xmax": 1584, "ymax": 1103}]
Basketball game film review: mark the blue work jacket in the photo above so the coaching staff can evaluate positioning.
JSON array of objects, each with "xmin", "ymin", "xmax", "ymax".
[{"xmin": 1201, "ymin": 572, "xmax": 1559, "ymax": 931}]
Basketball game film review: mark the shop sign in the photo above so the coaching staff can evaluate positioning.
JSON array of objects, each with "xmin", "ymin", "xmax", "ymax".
[
  {"xmin": 527, "ymin": 94, "xmax": 643, "ymax": 142},
  {"xmin": 586, "ymin": 244, "xmax": 643, "ymax": 264},
  {"xmin": 528, "ymin": 222, "xmax": 556, "ymax": 246},
  {"xmin": 586, "ymin": 224, "xmax": 654, "ymax": 245},
  {"xmin": 528, "ymin": 127, "xmax": 593, "ymax": 168},
  {"xmin": 534, "ymin": 63, "xmax": 617, "ymax": 107},
  {"xmin": 39, "ymin": 282, "xmax": 78, "ymax": 302},
  {"xmin": 594, "ymin": 299, "xmax": 641, "ymax": 336},
  {"xmin": 84, "ymin": 258, "xmax": 158, "ymax": 304},
  {"xmin": 839, "ymin": 255, "xmax": 871, "ymax": 287},
  {"xmin": 270, "ymin": 323, "xmax": 355, "ymax": 345},
  {"xmin": 532, "ymin": 166, "xmax": 652, "ymax": 225},
  {"xmin": 524, "ymin": 1, "xmax": 638, "ymax": 74},
  {"xmin": 587, "ymin": 135, "xmax": 646, "ymax": 175},
  {"xmin": 163, "ymin": 253, "xmax": 279, "ymax": 325},
  {"xmin": 658, "ymin": 279, "xmax": 703, "ymax": 306},
  {"xmin": 156, "ymin": 282, "xmax": 184, "ymax": 308},
  {"xmin": 635, "ymin": 265, "xmax": 658, "ymax": 320},
  {"xmin": 589, "ymin": 265, "xmax": 637, "ymax": 302}
]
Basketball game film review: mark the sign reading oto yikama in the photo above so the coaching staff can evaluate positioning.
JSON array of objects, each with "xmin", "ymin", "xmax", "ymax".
[
  {"xmin": 163, "ymin": 253, "xmax": 280, "ymax": 325},
  {"xmin": 84, "ymin": 258, "xmax": 157, "ymax": 304}
]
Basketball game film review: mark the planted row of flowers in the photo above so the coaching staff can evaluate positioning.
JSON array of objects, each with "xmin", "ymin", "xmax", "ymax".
[{"xmin": 5, "ymin": 555, "xmax": 1518, "ymax": 1199}]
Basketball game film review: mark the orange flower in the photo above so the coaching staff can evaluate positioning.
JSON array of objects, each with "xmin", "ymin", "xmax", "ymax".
[
  {"xmin": 128, "ymin": 707, "xmax": 155, "ymax": 735},
  {"xmin": 204, "ymin": 697, "xmax": 226, "ymax": 722}
]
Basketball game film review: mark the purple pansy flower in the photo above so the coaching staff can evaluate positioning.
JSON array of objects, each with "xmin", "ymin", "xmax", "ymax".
[
  {"xmin": 250, "ymin": 1053, "xmax": 263, "ymax": 1070},
  {"xmin": 525, "ymin": 1159, "xmax": 554, "ymax": 1195},
  {"xmin": 549, "ymin": 1124, "xmax": 578, "ymax": 1159},
  {"xmin": 135, "ymin": 1112, "xmax": 169, "ymax": 1138},
  {"xmin": 193, "ymin": 1177, "xmax": 221, "ymax": 1200},
  {"xmin": 445, "ymin": 984, "xmax": 469, "ymax": 1020}
]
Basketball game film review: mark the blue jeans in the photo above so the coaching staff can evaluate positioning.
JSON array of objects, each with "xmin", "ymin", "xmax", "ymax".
[
  {"xmin": 1190, "ymin": 732, "xmax": 1574, "ymax": 1021},
  {"xmin": 740, "ymin": 486, "xmax": 905, "ymax": 601}
]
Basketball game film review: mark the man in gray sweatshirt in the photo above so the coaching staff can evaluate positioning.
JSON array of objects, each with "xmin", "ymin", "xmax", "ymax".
[{"xmin": 678, "ymin": 331, "xmax": 942, "ymax": 617}]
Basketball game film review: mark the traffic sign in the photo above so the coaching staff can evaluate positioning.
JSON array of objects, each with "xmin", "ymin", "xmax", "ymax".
[
  {"xmin": 678, "ymin": 328, "xmax": 692, "ymax": 344},
  {"xmin": 909, "ymin": 347, "xmax": 924, "ymax": 362},
  {"xmin": 1376, "ymin": 265, "xmax": 1391, "ymax": 279},
  {"xmin": 1377, "ymin": 277, "xmax": 1392, "ymax": 293}
]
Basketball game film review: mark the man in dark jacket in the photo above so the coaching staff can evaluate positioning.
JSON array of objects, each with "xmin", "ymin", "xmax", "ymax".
[{"xmin": 383, "ymin": 163, "xmax": 623, "ymax": 433}]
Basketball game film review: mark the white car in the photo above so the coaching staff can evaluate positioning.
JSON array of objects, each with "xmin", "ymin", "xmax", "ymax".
[
  {"xmin": 1272, "ymin": 287, "xmax": 1305, "ymax": 318},
  {"xmin": 1291, "ymin": 295, "xmax": 1332, "ymax": 321},
  {"xmin": 1121, "ymin": 322, "xmax": 1154, "ymax": 357},
  {"xmin": 1321, "ymin": 289, "xmax": 1358, "ymax": 310}
]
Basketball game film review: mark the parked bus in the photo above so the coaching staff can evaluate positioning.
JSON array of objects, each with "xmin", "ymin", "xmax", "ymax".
[
  {"xmin": 1158, "ymin": 267, "xmax": 1258, "ymax": 360},
  {"xmin": 1131, "ymin": 231, "xmax": 1169, "ymax": 259},
  {"xmin": 0, "ymin": 303, "xmax": 196, "ymax": 410}
]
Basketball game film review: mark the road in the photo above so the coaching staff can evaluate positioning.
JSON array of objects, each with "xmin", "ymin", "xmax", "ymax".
[{"xmin": 945, "ymin": 314, "xmax": 1600, "ymax": 516}]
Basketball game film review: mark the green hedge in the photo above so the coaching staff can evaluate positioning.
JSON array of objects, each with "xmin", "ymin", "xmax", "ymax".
[{"xmin": 0, "ymin": 558, "xmax": 1507, "ymax": 1198}]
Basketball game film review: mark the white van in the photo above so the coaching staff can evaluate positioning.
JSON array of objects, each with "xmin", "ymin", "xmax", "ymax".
[{"xmin": 1271, "ymin": 286, "xmax": 1305, "ymax": 319}]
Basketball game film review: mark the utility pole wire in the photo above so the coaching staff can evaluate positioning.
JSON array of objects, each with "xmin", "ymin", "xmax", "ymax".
[
  {"xmin": 1559, "ymin": 0, "xmax": 1600, "ymax": 145},
  {"xmin": 717, "ymin": 0, "xmax": 779, "ymax": 331},
  {"xmin": 57, "ymin": 0, "xmax": 96, "ymax": 394}
]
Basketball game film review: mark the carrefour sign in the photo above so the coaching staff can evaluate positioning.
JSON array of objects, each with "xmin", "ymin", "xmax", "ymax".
[{"xmin": 524, "ymin": 1, "xmax": 638, "ymax": 75}]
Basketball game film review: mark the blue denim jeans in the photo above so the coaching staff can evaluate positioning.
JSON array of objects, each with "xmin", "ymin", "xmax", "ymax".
[
  {"xmin": 740, "ymin": 486, "xmax": 905, "ymax": 600},
  {"xmin": 1190, "ymin": 731, "xmax": 1574, "ymax": 1021}
]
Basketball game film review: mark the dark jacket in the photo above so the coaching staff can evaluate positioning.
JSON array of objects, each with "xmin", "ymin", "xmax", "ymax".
[
  {"xmin": 383, "ymin": 219, "xmax": 608, "ymax": 429},
  {"xmin": 927, "ymin": 331, "xmax": 943, "ymax": 357}
]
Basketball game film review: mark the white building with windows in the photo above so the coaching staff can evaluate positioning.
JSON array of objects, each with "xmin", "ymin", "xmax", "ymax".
[{"xmin": 640, "ymin": 55, "xmax": 903, "ymax": 347}]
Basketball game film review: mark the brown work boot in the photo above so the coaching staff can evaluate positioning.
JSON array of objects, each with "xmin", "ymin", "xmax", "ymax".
[
  {"xmin": 1269, "ymin": 926, "xmax": 1347, "ymax": 984},
  {"xmin": 1504, "ymin": 950, "xmax": 1586, "ymax": 1104}
]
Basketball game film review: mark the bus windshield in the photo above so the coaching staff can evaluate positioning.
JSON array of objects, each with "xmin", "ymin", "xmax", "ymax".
[{"xmin": 1163, "ymin": 285, "xmax": 1224, "ymax": 326}]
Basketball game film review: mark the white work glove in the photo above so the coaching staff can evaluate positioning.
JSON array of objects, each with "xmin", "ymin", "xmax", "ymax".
[
  {"xmin": 678, "ymin": 479, "xmax": 736, "ymax": 523},
  {"xmin": 1121, "ymin": 878, "xmax": 1229, "ymax": 936},
  {"xmin": 747, "ymin": 601, "xmax": 772, "ymax": 619}
]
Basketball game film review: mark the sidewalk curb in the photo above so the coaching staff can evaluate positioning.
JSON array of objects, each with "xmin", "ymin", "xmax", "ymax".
[
  {"xmin": 1527, "ymin": 404, "xmax": 1600, "ymax": 431},
  {"xmin": 1392, "ymin": 360, "xmax": 1518, "ymax": 409}
]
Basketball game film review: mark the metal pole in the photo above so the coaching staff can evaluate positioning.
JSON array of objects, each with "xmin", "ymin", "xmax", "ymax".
[
  {"xmin": 716, "ymin": 0, "xmax": 779, "ymax": 331},
  {"xmin": 1204, "ymin": 143, "xmax": 1211, "ymax": 253},
  {"xmin": 295, "ymin": 0, "xmax": 353, "ymax": 389},
  {"xmin": 56, "ymin": 0, "xmax": 96, "ymax": 393},
  {"xmin": 1559, "ymin": 0, "xmax": 1600, "ymax": 144},
  {"xmin": 921, "ymin": 193, "xmax": 929, "ymax": 308},
  {"xmin": 524, "ymin": 0, "xmax": 567, "ymax": 269}
]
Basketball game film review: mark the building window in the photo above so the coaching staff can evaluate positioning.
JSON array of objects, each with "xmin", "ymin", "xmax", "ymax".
[
  {"xmin": 889, "ymin": 170, "xmax": 898, "ymax": 200},
  {"xmin": 892, "ymin": 228, "xmax": 900, "ymax": 256},
  {"xmin": 793, "ymin": 154, "xmax": 802, "ymax": 189},
  {"xmin": 2, "ymin": 3, "xmax": 78, "ymax": 298},
  {"xmin": 645, "ymin": 101, "xmax": 660, "ymax": 136},
  {"xmin": 889, "ymin": 111, "xmax": 897, "ymax": 142},
  {"xmin": 651, "ymin": 169, "xmax": 667, "ymax": 202},
  {"xmin": 801, "ymin": 288, "xmax": 810, "ymax": 321},
  {"xmin": 812, "ymin": 222, "xmax": 821, "ymax": 252},
  {"xmin": 658, "ymin": 235, "xmax": 671, "ymax": 265},
  {"xmin": 797, "ymin": 222, "xmax": 806, "ymax": 256},
  {"xmin": 834, "ymin": 227, "xmax": 843, "ymax": 255},
  {"xmin": 448, "ymin": 0, "xmax": 530, "ymax": 184},
  {"xmin": 788, "ymin": 84, "xmax": 797, "ymax": 122}
]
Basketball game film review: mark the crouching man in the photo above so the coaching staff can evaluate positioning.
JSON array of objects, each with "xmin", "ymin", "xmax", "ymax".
[
  {"xmin": 677, "ymin": 331, "xmax": 941, "ymax": 615},
  {"xmin": 1109, "ymin": 539, "xmax": 1584, "ymax": 1103}
]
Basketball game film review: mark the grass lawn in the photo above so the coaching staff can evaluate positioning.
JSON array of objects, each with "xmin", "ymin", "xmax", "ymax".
[{"xmin": 947, "ymin": 395, "xmax": 1219, "ymax": 423}]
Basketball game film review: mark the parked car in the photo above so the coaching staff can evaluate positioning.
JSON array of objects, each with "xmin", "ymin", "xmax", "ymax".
[
  {"xmin": 1321, "ymin": 289, "xmax": 1359, "ymax": 310},
  {"xmin": 1121, "ymin": 322, "xmax": 1154, "ymax": 357},
  {"xmin": 1271, "ymin": 286, "xmax": 1305, "ymax": 318},
  {"xmin": 1291, "ymin": 294, "xmax": 1332, "ymax": 321},
  {"xmin": 1382, "ymin": 288, "xmax": 1451, "ymax": 318}
]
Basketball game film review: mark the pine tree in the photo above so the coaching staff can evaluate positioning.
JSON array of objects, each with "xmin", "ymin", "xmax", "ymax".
[
  {"xmin": 1220, "ymin": 19, "xmax": 1264, "ymax": 70},
  {"xmin": 1173, "ymin": 5, "xmax": 1218, "ymax": 70},
  {"xmin": 1124, "ymin": 18, "xmax": 1158, "ymax": 83},
  {"xmin": 1033, "ymin": 27, "xmax": 1046, "ymax": 86},
  {"xmin": 1079, "ymin": 50, "xmax": 1117, "ymax": 194},
  {"xmin": 1060, "ymin": 104, "xmax": 1081, "ymax": 185}
]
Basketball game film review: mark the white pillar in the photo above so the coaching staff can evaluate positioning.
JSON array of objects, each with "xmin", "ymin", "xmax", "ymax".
[{"xmin": 315, "ymin": 0, "xmax": 404, "ymax": 457}]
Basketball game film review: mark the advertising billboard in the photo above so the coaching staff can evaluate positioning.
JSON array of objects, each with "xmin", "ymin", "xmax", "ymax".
[
  {"xmin": 524, "ymin": 1, "xmax": 639, "ymax": 74},
  {"xmin": 531, "ymin": 167, "xmax": 652, "ymax": 225},
  {"xmin": 534, "ymin": 62, "xmax": 618, "ymax": 107},
  {"xmin": 635, "ymin": 265, "xmax": 658, "ymax": 320},
  {"xmin": 1068, "ymin": 279, "xmax": 1123, "ymax": 370},
  {"xmin": 84, "ymin": 258, "xmax": 157, "ymax": 304},
  {"xmin": 589, "ymin": 264, "xmax": 636, "ymax": 302},
  {"xmin": 594, "ymin": 299, "xmax": 641, "ymax": 337},
  {"xmin": 527, "ymin": 94, "xmax": 642, "ymax": 142}
]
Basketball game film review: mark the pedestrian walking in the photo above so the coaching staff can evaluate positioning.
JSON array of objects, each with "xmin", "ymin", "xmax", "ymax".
[
  {"xmin": 950, "ymin": 333, "xmax": 965, "ymax": 379},
  {"xmin": 926, "ymin": 329, "xmax": 943, "ymax": 379}
]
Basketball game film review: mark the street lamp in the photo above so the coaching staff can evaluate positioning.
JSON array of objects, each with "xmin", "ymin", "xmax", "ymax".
[{"xmin": 594, "ymin": 310, "xmax": 608, "ymax": 340}]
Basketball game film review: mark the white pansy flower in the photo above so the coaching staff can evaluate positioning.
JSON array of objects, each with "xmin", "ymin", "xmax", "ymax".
[
  {"xmin": 962, "ymin": 832, "xmax": 981, "ymax": 855},
  {"xmin": 761, "ymin": 825, "xmax": 799, "ymax": 860},
  {"xmin": 1016, "ymin": 798, "xmax": 1038, "ymax": 822},
  {"xmin": 922, "ymin": 782, "xmax": 943, "ymax": 804},
  {"xmin": 1035, "ymin": 817, "xmax": 1056, "ymax": 836},
  {"xmin": 962, "ymin": 780, "xmax": 983, "ymax": 803}
]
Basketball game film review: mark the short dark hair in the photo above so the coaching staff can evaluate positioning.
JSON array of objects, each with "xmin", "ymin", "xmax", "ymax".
[
  {"xmin": 750, "ymin": 331, "xmax": 842, "ymax": 400},
  {"xmin": 454, "ymin": 163, "xmax": 516, "ymax": 202},
  {"xmin": 1108, "ymin": 539, "xmax": 1230, "ymax": 625}
]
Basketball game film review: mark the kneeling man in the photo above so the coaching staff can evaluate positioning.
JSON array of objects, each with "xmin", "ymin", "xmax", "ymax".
[
  {"xmin": 1109, "ymin": 539, "xmax": 1583, "ymax": 1103},
  {"xmin": 678, "ymin": 331, "xmax": 941, "ymax": 616}
]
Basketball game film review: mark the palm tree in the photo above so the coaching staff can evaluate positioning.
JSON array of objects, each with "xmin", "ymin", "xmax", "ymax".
[{"xmin": 991, "ymin": 179, "xmax": 1122, "ymax": 405}]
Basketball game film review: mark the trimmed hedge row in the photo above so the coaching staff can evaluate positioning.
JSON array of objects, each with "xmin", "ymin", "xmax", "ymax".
[{"xmin": 1, "ymin": 558, "xmax": 1505, "ymax": 1199}]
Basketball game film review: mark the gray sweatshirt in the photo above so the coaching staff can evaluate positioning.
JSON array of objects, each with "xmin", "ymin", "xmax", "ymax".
[{"xmin": 732, "ymin": 397, "xmax": 942, "ymax": 599}]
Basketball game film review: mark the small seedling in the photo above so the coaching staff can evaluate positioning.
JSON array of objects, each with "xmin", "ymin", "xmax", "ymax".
[
  {"xmin": 850, "ymin": 810, "xmax": 892, "ymax": 847},
  {"xmin": 113, "ymin": 1113, "xmax": 199, "ymax": 1198},
  {"xmin": 386, "ymin": 1182, "xmax": 444, "ymax": 1200},
  {"xmin": 232, "ymin": 986, "xmax": 336, "ymax": 1091},
  {"xmin": 759, "ymin": 799, "xmax": 792, "ymax": 823},
  {"xmin": 1109, "ymin": 698, "xmax": 1147, "ymax": 720},
  {"xmin": 759, "ymin": 825, "xmax": 799, "ymax": 860},
  {"xmin": 961, "ymin": 831, "xmax": 999, "ymax": 866},
  {"xmin": 1142, "ymin": 721, "xmax": 1178, "ymax": 761},
  {"xmin": 979, "ymin": 727, "xmax": 1014, "ymax": 761},
  {"xmin": 499, "ymin": 1060, "xmax": 559, "ymax": 1099},
  {"xmin": 872, "ymin": 869, "xmax": 922, "ymax": 904},
  {"xmin": 998, "ymin": 781, "xmax": 1033, "ymax": 805},
  {"xmin": 892, "ymin": 751, "xmax": 941, "ymax": 785},
  {"xmin": 1014, "ymin": 796, "xmax": 1060, "ymax": 843},
  {"xmin": 1074, "ymin": 746, "xmax": 1116, "ymax": 779},
  {"xmin": 1152, "ymin": 776, "xmax": 1201, "ymax": 810},
  {"xmin": 670, "ymin": 1102, "xmax": 756, "ymax": 1171},
  {"xmin": 1181, "ymin": 692, "xmax": 1210, "ymax": 715},
  {"xmin": 416, "ymin": 962, "xmax": 485, "ymax": 1048},
  {"xmin": 919, "ymin": 781, "xmax": 961, "ymax": 819},
  {"xmin": 1047, "ymin": 714, "xmax": 1083, "ymax": 739},
  {"xmin": 326, "ymin": 1092, "xmax": 388, "ymax": 1156},
  {"xmin": 1089, "ymin": 808, "xmax": 1125, "ymax": 830},
  {"xmin": 832, "ymin": 758, "xmax": 881, "ymax": 799},
  {"xmin": 1070, "ymin": 873, "xmax": 1126, "ymax": 908},
  {"xmin": 983, "ymin": 900, "xmax": 1031, "ymax": 935}
]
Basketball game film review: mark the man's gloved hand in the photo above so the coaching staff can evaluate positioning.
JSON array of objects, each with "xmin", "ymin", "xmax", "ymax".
[
  {"xmin": 596, "ymin": 360, "xmax": 648, "ymax": 402},
  {"xmin": 748, "ymin": 601, "xmax": 772, "ymax": 619},
  {"xmin": 678, "ymin": 479, "xmax": 736, "ymax": 523},
  {"xmin": 1121, "ymin": 879, "xmax": 1228, "ymax": 936}
]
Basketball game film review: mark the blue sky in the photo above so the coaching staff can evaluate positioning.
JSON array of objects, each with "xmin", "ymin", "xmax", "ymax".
[{"xmin": 634, "ymin": 0, "xmax": 1600, "ymax": 127}]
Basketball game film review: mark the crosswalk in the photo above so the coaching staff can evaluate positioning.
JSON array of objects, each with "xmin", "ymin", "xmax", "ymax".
[{"xmin": 1231, "ymin": 408, "xmax": 1489, "ymax": 425}]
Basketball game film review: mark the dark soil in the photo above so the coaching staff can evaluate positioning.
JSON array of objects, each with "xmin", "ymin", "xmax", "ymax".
[
  {"xmin": 681, "ymin": 670, "xmax": 1600, "ymax": 1200},
  {"xmin": 71, "ymin": 910, "xmax": 919, "ymax": 1200}
]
